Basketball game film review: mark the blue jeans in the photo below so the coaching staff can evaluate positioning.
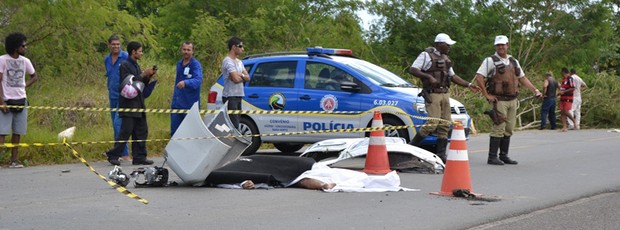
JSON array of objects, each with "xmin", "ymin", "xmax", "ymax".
[
  {"xmin": 223, "ymin": 96, "xmax": 242, "ymax": 129},
  {"xmin": 540, "ymin": 98, "xmax": 557, "ymax": 129},
  {"xmin": 110, "ymin": 98, "xmax": 128, "ymax": 156}
]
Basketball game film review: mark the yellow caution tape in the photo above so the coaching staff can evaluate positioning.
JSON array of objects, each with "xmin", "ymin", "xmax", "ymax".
[
  {"xmin": 4, "ymin": 120, "xmax": 457, "ymax": 148},
  {"xmin": 4, "ymin": 105, "xmax": 368, "ymax": 115},
  {"xmin": 3, "ymin": 105, "xmax": 460, "ymax": 123},
  {"xmin": 62, "ymin": 139, "xmax": 149, "ymax": 205}
]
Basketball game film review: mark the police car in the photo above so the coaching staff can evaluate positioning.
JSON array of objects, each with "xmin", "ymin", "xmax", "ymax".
[{"xmin": 207, "ymin": 47, "xmax": 470, "ymax": 155}]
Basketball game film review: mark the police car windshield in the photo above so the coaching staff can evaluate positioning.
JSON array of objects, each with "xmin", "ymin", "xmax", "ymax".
[{"xmin": 342, "ymin": 58, "xmax": 415, "ymax": 87}]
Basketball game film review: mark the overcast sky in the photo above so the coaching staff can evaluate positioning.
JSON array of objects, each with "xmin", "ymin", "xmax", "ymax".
[{"xmin": 357, "ymin": 3, "xmax": 383, "ymax": 31}]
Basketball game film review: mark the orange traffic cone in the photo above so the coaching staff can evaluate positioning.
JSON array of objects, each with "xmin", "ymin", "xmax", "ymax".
[
  {"xmin": 363, "ymin": 110, "xmax": 392, "ymax": 174},
  {"xmin": 432, "ymin": 122, "xmax": 475, "ymax": 196}
]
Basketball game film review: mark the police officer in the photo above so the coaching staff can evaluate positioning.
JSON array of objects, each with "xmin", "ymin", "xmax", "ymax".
[
  {"xmin": 474, "ymin": 35, "xmax": 542, "ymax": 165},
  {"xmin": 408, "ymin": 33, "xmax": 479, "ymax": 163}
]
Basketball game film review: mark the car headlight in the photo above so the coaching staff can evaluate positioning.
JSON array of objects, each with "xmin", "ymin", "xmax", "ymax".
[{"xmin": 414, "ymin": 102, "xmax": 426, "ymax": 114}]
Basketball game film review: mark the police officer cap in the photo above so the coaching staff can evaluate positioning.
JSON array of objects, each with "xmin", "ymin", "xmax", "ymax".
[
  {"xmin": 494, "ymin": 35, "xmax": 509, "ymax": 45},
  {"xmin": 434, "ymin": 33, "xmax": 456, "ymax": 45}
]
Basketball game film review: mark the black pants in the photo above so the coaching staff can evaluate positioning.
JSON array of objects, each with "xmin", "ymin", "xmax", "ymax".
[
  {"xmin": 223, "ymin": 96, "xmax": 242, "ymax": 129},
  {"xmin": 106, "ymin": 116, "xmax": 148, "ymax": 161}
]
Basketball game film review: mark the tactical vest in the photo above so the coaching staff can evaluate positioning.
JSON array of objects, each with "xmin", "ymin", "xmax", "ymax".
[
  {"xmin": 423, "ymin": 47, "xmax": 451, "ymax": 92},
  {"xmin": 487, "ymin": 55, "xmax": 521, "ymax": 99}
]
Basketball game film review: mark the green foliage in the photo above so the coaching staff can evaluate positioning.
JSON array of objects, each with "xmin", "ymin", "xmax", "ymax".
[
  {"xmin": 365, "ymin": 0, "xmax": 615, "ymax": 81},
  {"xmin": 118, "ymin": 0, "xmax": 168, "ymax": 17},
  {"xmin": 579, "ymin": 73, "xmax": 620, "ymax": 127},
  {"xmin": 0, "ymin": 0, "xmax": 158, "ymax": 80},
  {"xmin": 188, "ymin": 13, "xmax": 228, "ymax": 86}
]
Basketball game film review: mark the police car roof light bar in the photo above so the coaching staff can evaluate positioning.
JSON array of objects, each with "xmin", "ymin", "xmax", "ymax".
[{"xmin": 306, "ymin": 47, "xmax": 354, "ymax": 56}]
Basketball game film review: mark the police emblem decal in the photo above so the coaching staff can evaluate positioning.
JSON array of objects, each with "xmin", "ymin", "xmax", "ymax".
[{"xmin": 320, "ymin": 94, "xmax": 338, "ymax": 112}]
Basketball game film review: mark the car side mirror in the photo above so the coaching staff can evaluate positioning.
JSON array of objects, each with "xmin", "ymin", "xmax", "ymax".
[{"xmin": 340, "ymin": 81, "xmax": 360, "ymax": 92}]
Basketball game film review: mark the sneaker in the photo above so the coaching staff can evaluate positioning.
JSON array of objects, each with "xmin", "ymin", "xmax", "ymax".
[
  {"xmin": 9, "ymin": 161, "xmax": 24, "ymax": 168},
  {"xmin": 108, "ymin": 158, "xmax": 121, "ymax": 166},
  {"xmin": 132, "ymin": 159, "xmax": 154, "ymax": 165}
]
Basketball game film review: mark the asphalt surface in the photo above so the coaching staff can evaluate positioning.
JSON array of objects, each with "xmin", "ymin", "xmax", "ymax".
[{"xmin": 1, "ymin": 129, "xmax": 619, "ymax": 230}]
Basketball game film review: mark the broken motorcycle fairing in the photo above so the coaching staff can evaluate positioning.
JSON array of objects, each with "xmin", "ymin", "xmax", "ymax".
[
  {"xmin": 165, "ymin": 102, "xmax": 251, "ymax": 186},
  {"xmin": 300, "ymin": 137, "xmax": 445, "ymax": 174}
]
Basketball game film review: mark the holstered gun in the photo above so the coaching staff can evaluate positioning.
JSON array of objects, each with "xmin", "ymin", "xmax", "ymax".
[
  {"xmin": 418, "ymin": 79, "xmax": 433, "ymax": 103},
  {"xmin": 484, "ymin": 102, "xmax": 506, "ymax": 125},
  {"xmin": 418, "ymin": 88, "xmax": 432, "ymax": 104}
]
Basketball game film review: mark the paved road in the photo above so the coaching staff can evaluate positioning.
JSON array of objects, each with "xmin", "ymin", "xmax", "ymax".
[{"xmin": 1, "ymin": 129, "xmax": 619, "ymax": 229}]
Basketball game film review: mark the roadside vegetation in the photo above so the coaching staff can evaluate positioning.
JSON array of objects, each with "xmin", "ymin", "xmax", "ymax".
[{"xmin": 1, "ymin": 0, "xmax": 619, "ymax": 165}]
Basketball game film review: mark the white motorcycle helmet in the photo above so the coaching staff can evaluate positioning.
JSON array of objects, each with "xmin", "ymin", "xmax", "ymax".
[{"xmin": 120, "ymin": 75, "xmax": 145, "ymax": 99}]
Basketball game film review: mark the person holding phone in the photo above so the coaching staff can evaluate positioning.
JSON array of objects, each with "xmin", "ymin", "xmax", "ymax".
[{"xmin": 105, "ymin": 41, "xmax": 157, "ymax": 166}]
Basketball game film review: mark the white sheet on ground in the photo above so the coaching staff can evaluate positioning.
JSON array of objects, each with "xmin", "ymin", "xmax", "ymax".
[{"xmin": 287, "ymin": 164, "xmax": 419, "ymax": 192}]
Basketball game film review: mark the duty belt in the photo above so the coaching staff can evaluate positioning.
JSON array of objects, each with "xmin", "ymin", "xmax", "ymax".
[
  {"xmin": 495, "ymin": 95, "xmax": 517, "ymax": 101},
  {"xmin": 431, "ymin": 87, "xmax": 449, "ymax": 93}
]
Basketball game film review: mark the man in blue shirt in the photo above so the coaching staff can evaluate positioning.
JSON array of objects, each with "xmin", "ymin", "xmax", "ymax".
[
  {"xmin": 171, "ymin": 41, "xmax": 203, "ymax": 136},
  {"xmin": 103, "ymin": 35, "xmax": 129, "ymax": 161}
]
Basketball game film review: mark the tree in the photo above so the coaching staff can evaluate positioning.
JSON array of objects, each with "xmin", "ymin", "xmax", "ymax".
[
  {"xmin": 597, "ymin": 0, "xmax": 620, "ymax": 72},
  {"xmin": 365, "ymin": 0, "xmax": 614, "ymax": 80},
  {"xmin": 0, "ymin": 0, "xmax": 156, "ymax": 80}
]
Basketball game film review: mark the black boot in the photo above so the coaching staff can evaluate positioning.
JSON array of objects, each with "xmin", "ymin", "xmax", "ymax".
[
  {"xmin": 487, "ymin": 136, "xmax": 504, "ymax": 165},
  {"xmin": 435, "ymin": 138, "xmax": 448, "ymax": 164},
  {"xmin": 408, "ymin": 133, "xmax": 425, "ymax": 147},
  {"xmin": 499, "ymin": 136, "xmax": 518, "ymax": 165}
]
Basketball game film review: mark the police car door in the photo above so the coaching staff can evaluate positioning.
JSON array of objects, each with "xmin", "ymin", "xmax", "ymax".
[
  {"xmin": 297, "ymin": 61, "xmax": 362, "ymax": 140},
  {"xmin": 244, "ymin": 61, "xmax": 301, "ymax": 141}
]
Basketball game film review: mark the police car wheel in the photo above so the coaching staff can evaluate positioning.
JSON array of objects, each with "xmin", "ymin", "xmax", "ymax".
[
  {"xmin": 273, "ymin": 143, "xmax": 304, "ymax": 153},
  {"xmin": 366, "ymin": 116, "xmax": 410, "ymax": 142},
  {"xmin": 239, "ymin": 116, "xmax": 261, "ymax": 156}
]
